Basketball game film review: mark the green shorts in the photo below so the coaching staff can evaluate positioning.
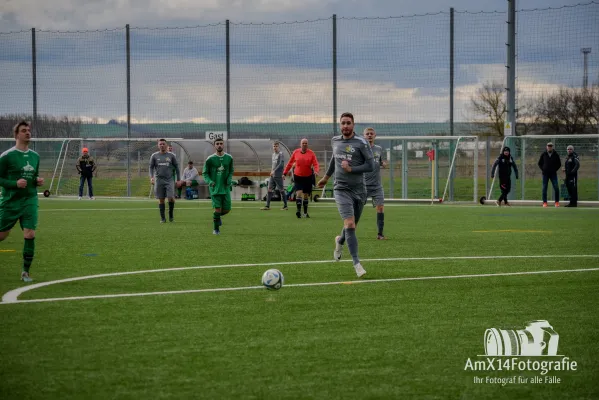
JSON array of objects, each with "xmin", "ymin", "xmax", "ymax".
[
  {"xmin": 211, "ymin": 194, "xmax": 231, "ymax": 211},
  {"xmin": 0, "ymin": 197, "xmax": 39, "ymax": 232}
]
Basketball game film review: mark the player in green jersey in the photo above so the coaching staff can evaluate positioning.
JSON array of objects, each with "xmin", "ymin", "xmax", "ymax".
[
  {"xmin": 0, "ymin": 121, "xmax": 45, "ymax": 282},
  {"xmin": 202, "ymin": 138, "xmax": 234, "ymax": 235}
]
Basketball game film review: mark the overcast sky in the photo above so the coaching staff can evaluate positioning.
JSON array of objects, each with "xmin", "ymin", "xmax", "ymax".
[
  {"xmin": 0, "ymin": 0, "xmax": 586, "ymax": 31},
  {"xmin": 0, "ymin": 0, "xmax": 597, "ymax": 124}
]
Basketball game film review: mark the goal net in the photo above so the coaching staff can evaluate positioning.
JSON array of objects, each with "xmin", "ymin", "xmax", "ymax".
[
  {"xmin": 0, "ymin": 138, "xmax": 279, "ymax": 199},
  {"xmin": 485, "ymin": 134, "xmax": 599, "ymax": 204}
]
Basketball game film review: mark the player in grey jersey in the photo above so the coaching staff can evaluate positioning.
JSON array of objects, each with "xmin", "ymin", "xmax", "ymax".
[
  {"xmin": 149, "ymin": 138, "xmax": 181, "ymax": 223},
  {"xmin": 363, "ymin": 127, "xmax": 387, "ymax": 240},
  {"xmin": 317, "ymin": 112, "xmax": 374, "ymax": 278},
  {"xmin": 261, "ymin": 141, "xmax": 288, "ymax": 210}
]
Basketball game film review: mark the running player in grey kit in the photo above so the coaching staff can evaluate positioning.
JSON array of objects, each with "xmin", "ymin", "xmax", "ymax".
[
  {"xmin": 363, "ymin": 127, "xmax": 387, "ymax": 240},
  {"xmin": 149, "ymin": 138, "xmax": 181, "ymax": 223},
  {"xmin": 317, "ymin": 112, "xmax": 374, "ymax": 278}
]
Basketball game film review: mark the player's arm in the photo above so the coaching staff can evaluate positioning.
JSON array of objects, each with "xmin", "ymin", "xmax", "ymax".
[
  {"xmin": 318, "ymin": 157, "xmax": 335, "ymax": 187},
  {"xmin": 226, "ymin": 157, "xmax": 234, "ymax": 187},
  {"xmin": 276, "ymin": 153, "xmax": 284, "ymax": 172},
  {"xmin": 283, "ymin": 151, "xmax": 296, "ymax": 176},
  {"xmin": 311, "ymin": 151, "xmax": 320, "ymax": 175},
  {"xmin": 202, "ymin": 159, "xmax": 214, "ymax": 186},
  {"xmin": 511, "ymin": 157, "xmax": 519, "ymax": 179},
  {"xmin": 349, "ymin": 143, "xmax": 374, "ymax": 174},
  {"xmin": 148, "ymin": 155, "xmax": 156, "ymax": 181},
  {"xmin": 491, "ymin": 157, "xmax": 499, "ymax": 178},
  {"xmin": 0, "ymin": 155, "xmax": 18, "ymax": 189},
  {"xmin": 34, "ymin": 155, "xmax": 44, "ymax": 186},
  {"xmin": 75, "ymin": 156, "xmax": 82, "ymax": 174},
  {"xmin": 91, "ymin": 157, "xmax": 97, "ymax": 173}
]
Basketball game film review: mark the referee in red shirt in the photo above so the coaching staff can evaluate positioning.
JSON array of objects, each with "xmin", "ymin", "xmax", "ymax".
[{"xmin": 283, "ymin": 138, "xmax": 320, "ymax": 218}]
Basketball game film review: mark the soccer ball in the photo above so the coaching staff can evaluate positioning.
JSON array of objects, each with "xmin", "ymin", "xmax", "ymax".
[{"xmin": 262, "ymin": 269, "xmax": 284, "ymax": 290}]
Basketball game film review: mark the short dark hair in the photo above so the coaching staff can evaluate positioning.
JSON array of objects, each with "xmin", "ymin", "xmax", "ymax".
[
  {"xmin": 13, "ymin": 120, "xmax": 30, "ymax": 136},
  {"xmin": 188, "ymin": 161, "xmax": 193, "ymax": 164},
  {"xmin": 340, "ymin": 112, "xmax": 354, "ymax": 122},
  {"xmin": 158, "ymin": 138, "xmax": 167, "ymax": 143},
  {"xmin": 214, "ymin": 138, "xmax": 224, "ymax": 145}
]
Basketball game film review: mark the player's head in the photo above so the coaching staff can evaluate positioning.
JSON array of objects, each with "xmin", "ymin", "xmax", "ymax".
[
  {"xmin": 300, "ymin": 138, "xmax": 308, "ymax": 152},
  {"xmin": 340, "ymin": 112, "xmax": 354, "ymax": 137},
  {"xmin": 546, "ymin": 142, "xmax": 553, "ymax": 153},
  {"xmin": 363, "ymin": 127, "xmax": 376, "ymax": 144},
  {"xmin": 214, "ymin": 138, "xmax": 224, "ymax": 153},
  {"xmin": 167, "ymin": 145, "xmax": 173, "ymax": 153},
  {"xmin": 82, "ymin": 147, "xmax": 89, "ymax": 157},
  {"xmin": 158, "ymin": 138, "xmax": 167, "ymax": 152},
  {"xmin": 188, "ymin": 161, "xmax": 194, "ymax": 168},
  {"xmin": 13, "ymin": 121, "xmax": 31, "ymax": 143},
  {"xmin": 273, "ymin": 141, "xmax": 280, "ymax": 152},
  {"xmin": 567, "ymin": 145, "xmax": 574, "ymax": 155},
  {"xmin": 502, "ymin": 146, "xmax": 510, "ymax": 157}
]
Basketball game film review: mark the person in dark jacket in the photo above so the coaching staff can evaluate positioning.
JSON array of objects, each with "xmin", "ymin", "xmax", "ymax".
[
  {"xmin": 76, "ymin": 147, "xmax": 96, "ymax": 200},
  {"xmin": 563, "ymin": 145, "xmax": 580, "ymax": 207},
  {"xmin": 537, "ymin": 142, "xmax": 561, "ymax": 207},
  {"xmin": 491, "ymin": 146, "xmax": 519, "ymax": 206}
]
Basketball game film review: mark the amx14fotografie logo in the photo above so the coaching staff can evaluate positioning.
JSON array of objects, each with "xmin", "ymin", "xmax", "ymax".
[{"xmin": 465, "ymin": 320, "xmax": 578, "ymax": 386}]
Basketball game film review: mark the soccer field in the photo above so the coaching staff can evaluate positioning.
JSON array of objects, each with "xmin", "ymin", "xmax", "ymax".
[{"xmin": 1, "ymin": 199, "xmax": 598, "ymax": 399}]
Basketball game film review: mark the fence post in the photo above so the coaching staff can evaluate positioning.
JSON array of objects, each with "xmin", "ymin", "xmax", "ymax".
[
  {"xmin": 433, "ymin": 141, "xmax": 439, "ymax": 198},
  {"xmin": 31, "ymin": 28, "xmax": 37, "ymax": 137},
  {"xmin": 332, "ymin": 14, "xmax": 337, "ymax": 134},
  {"xmin": 226, "ymin": 20, "xmax": 231, "ymax": 152},
  {"xmin": 485, "ymin": 136, "xmax": 490, "ymax": 197},
  {"xmin": 450, "ymin": 8, "xmax": 454, "ymax": 139},
  {"xmin": 126, "ymin": 24, "xmax": 132, "ymax": 197},
  {"xmin": 520, "ymin": 137, "xmax": 526, "ymax": 200},
  {"xmin": 402, "ymin": 140, "xmax": 408, "ymax": 199},
  {"xmin": 389, "ymin": 142, "xmax": 394, "ymax": 199}
]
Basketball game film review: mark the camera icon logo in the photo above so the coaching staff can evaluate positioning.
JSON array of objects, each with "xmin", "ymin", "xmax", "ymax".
[{"xmin": 484, "ymin": 320, "xmax": 559, "ymax": 356}]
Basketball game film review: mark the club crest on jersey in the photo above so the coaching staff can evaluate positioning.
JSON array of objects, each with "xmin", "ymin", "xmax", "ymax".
[
  {"xmin": 22, "ymin": 161, "xmax": 35, "ymax": 172},
  {"xmin": 345, "ymin": 145, "xmax": 355, "ymax": 153}
]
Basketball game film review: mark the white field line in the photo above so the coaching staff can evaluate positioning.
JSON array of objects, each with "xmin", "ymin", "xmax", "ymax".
[
  {"xmin": 4, "ymin": 267, "xmax": 599, "ymax": 305},
  {"xmin": 2, "ymin": 254, "xmax": 599, "ymax": 304}
]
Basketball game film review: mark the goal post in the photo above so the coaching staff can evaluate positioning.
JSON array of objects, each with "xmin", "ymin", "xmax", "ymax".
[
  {"xmin": 0, "ymin": 137, "xmax": 279, "ymax": 199},
  {"xmin": 481, "ymin": 134, "xmax": 599, "ymax": 206},
  {"xmin": 316, "ymin": 135, "xmax": 480, "ymax": 203}
]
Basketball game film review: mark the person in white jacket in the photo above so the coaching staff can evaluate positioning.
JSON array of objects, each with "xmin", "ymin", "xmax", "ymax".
[{"xmin": 177, "ymin": 161, "xmax": 201, "ymax": 199}]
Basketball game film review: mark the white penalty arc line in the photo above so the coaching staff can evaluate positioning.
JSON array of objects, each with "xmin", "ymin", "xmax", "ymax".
[
  {"xmin": 2, "ymin": 254, "xmax": 599, "ymax": 304},
  {"xmin": 3, "ymin": 267, "xmax": 599, "ymax": 305}
]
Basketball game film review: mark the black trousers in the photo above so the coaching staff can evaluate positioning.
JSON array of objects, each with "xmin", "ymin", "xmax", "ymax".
[
  {"xmin": 566, "ymin": 176, "xmax": 578, "ymax": 205},
  {"xmin": 498, "ymin": 179, "xmax": 511, "ymax": 203}
]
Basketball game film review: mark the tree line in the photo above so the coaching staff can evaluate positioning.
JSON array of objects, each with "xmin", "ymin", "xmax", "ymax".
[{"xmin": 470, "ymin": 82, "xmax": 599, "ymax": 137}]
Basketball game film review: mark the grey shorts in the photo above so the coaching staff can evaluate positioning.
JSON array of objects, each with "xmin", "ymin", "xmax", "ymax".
[
  {"xmin": 155, "ymin": 180, "xmax": 175, "ymax": 199},
  {"xmin": 334, "ymin": 190, "xmax": 366, "ymax": 222},
  {"xmin": 268, "ymin": 176, "xmax": 285, "ymax": 191},
  {"xmin": 366, "ymin": 186, "xmax": 385, "ymax": 207}
]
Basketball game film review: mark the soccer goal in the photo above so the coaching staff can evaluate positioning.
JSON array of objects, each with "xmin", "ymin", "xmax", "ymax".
[
  {"xmin": 316, "ymin": 135, "xmax": 480, "ymax": 203},
  {"xmin": 481, "ymin": 134, "xmax": 599, "ymax": 206},
  {"xmin": 0, "ymin": 137, "xmax": 280, "ymax": 199}
]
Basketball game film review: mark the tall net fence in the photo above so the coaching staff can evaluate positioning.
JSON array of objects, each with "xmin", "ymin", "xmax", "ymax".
[
  {"xmin": 488, "ymin": 135, "xmax": 599, "ymax": 201},
  {"xmin": 517, "ymin": 3, "xmax": 599, "ymax": 135},
  {"xmin": 1, "ymin": 3, "xmax": 598, "ymax": 200}
]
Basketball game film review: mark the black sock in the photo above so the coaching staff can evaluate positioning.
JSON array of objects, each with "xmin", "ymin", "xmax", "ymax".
[
  {"xmin": 159, "ymin": 203, "xmax": 166, "ymax": 220},
  {"xmin": 377, "ymin": 213, "xmax": 384, "ymax": 235},
  {"xmin": 296, "ymin": 198, "xmax": 302, "ymax": 212},
  {"xmin": 266, "ymin": 192, "xmax": 272, "ymax": 207},
  {"xmin": 168, "ymin": 201, "xmax": 175, "ymax": 219},
  {"xmin": 23, "ymin": 238, "xmax": 35, "ymax": 273},
  {"xmin": 303, "ymin": 199, "xmax": 308, "ymax": 214},
  {"xmin": 338, "ymin": 228, "xmax": 346, "ymax": 245},
  {"xmin": 345, "ymin": 228, "xmax": 360, "ymax": 265}
]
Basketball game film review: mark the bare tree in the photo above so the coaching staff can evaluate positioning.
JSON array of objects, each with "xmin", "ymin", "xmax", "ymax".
[
  {"xmin": 469, "ymin": 81, "xmax": 506, "ymax": 137},
  {"xmin": 533, "ymin": 86, "xmax": 597, "ymax": 135}
]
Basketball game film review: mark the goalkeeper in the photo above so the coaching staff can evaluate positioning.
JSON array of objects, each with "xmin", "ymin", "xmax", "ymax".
[{"xmin": 491, "ymin": 146, "xmax": 519, "ymax": 206}]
